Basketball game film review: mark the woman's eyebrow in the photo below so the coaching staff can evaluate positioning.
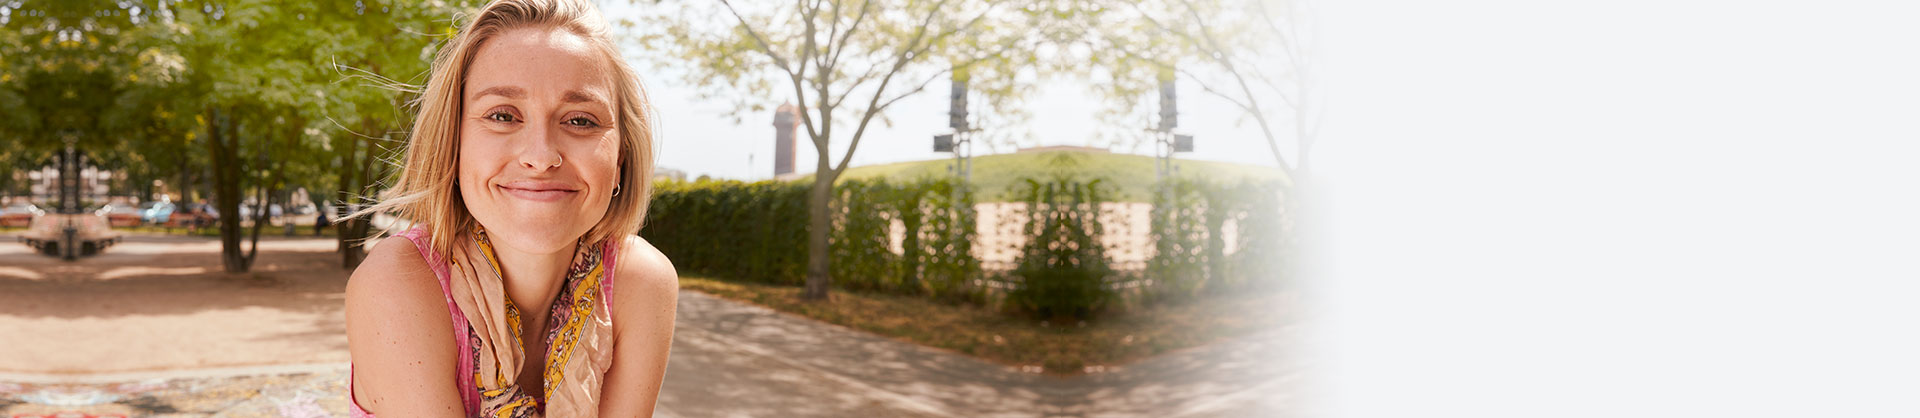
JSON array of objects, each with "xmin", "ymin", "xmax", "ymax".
[
  {"xmin": 469, "ymin": 85, "xmax": 526, "ymax": 102},
  {"xmin": 562, "ymin": 90, "xmax": 608, "ymax": 106}
]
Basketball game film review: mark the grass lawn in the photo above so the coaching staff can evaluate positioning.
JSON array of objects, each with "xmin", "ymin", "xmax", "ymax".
[{"xmin": 679, "ymin": 277, "xmax": 1292, "ymax": 375}]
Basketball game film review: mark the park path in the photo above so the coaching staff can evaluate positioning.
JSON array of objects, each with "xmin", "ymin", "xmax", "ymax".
[
  {"xmin": 0, "ymin": 233, "xmax": 1296, "ymax": 416},
  {"xmin": 659, "ymin": 291, "xmax": 1299, "ymax": 418}
]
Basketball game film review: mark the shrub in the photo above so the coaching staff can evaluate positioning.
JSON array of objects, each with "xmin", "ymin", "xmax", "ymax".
[
  {"xmin": 1147, "ymin": 176, "xmax": 1210, "ymax": 300},
  {"xmin": 912, "ymin": 180, "xmax": 983, "ymax": 303},
  {"xmin": 1003, "ymin": 154, "xmax": 1117, "ymax": 320}
]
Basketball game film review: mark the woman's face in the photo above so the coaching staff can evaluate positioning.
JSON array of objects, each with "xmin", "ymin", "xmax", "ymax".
[{"xmin": 459, "ymin": 27, "xmax": 621, "ymax": 254}]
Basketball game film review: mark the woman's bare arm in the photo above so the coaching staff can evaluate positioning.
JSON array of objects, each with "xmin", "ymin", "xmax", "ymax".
[
  {"xmin": 599, "ymin": 235, "xmax": 680, "ymax": 417},
  {"xmin": 346, "ymin": 237, "xmax": 467, "ymax": 417}
]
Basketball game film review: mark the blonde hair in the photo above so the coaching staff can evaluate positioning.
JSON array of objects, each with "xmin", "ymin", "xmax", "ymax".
[{"xmin": 354, "ymin": 0, "xmax": 655, "ymax": 259}]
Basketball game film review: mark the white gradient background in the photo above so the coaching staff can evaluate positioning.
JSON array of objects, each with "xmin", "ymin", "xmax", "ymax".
[{"xmin": 1309, "ymin": 0, "xmax": 1920, "ymax": 417}]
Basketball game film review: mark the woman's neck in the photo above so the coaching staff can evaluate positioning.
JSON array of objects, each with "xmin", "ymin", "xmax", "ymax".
[{"xmin": 487, "ymin": 239, "xmax": 577, "ymax": 318}]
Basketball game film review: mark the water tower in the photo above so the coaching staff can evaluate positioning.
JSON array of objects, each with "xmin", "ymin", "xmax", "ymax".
[{"xmin": 772, "ymin": 103, "xmax": 799, "ymax": 177}]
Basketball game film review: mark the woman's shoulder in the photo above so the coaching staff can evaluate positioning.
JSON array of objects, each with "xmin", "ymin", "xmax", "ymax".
[
  {"xmin": 610, "ymin": 235, "xmax": 677, "ymax": 327},
  {"xmin": 345, "ymin": 235, "xmax": 465, "ymax": 414},
  {"xmin": 347, "ymin": 235, "xmax": 446, "ymax": 305},
  {"xmin": 615, "ymin": 233, "xmax": 672, "ymax": 273}
]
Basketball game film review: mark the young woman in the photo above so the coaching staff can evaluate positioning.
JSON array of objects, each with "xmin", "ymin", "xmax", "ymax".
[{"xmin": 344, "ymin": 0, "xmax": 677, "ymax": 416}]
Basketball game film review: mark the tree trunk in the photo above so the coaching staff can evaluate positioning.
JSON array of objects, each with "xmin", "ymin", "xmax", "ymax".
[
  {"xmin": 335, "ymin": 128, "xmax": 361, "ymax": 265},
  {"xmin": 340, "ymin": 131, "xmax": 385, "ymax": 269},
  {"xmin": 208, "ymin": 107, "xmax": 248, "ymax": 273},
  {"xmin": 802, "ymin": 170, "xmax": 834, "ymax": 300},
  {"xmin": 239, "ymin": 122, "xmax": 291, "ymax": 272},
  {"xmin": 242, "ymin": 166, "xmax": 271, "ymax": 271},
  {"xmin": 336, "ymin": 125, "xmax": 387, "ymax": 269}
]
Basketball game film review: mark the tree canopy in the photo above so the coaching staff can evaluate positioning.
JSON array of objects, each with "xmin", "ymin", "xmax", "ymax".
[{"xmin": 0, "ymin": 0, "xmax": 472, "ymax": 270}]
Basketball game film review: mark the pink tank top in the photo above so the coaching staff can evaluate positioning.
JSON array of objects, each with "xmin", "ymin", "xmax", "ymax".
[{"xmin": 349, "ymin": 227, "xmax": 620, "ymax": 417}]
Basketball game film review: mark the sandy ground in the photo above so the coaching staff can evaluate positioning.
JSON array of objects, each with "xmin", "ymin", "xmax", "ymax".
[{"xmin": 0, "ymin": 232, "xmax": 354, "ymax": 374}]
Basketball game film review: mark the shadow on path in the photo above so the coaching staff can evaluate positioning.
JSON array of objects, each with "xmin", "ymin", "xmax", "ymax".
[{"xmin": 660, "ymin": 291, "xmax": 1298, "ymax": 417}]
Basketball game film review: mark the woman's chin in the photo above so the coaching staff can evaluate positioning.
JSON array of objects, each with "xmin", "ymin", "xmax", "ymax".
[{"xmin": 475, "ymin": 223, "xmax": 588, "ymax": 254}]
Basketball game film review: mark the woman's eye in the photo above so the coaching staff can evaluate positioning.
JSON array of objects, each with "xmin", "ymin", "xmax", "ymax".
[
  {"xmin": 566, "ymin": 117, "xmax": 599, "ymax": 128},
  {"xmin": 488, "ymin": 112, "xmax": 516, "ymax": 123}
]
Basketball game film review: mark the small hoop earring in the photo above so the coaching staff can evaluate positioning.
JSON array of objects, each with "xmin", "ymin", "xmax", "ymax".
[{"xmin": 611, "ymin": 185, "xmax": 621, "ymax": 197}]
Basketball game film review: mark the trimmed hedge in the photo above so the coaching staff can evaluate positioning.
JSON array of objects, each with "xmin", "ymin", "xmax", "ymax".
[
  {"xmin": 642, "ymin": 179, "xmax": 809, "ymax": 286},
  {"xmin": 640, "ymin": 169, "xmax": 1287, "ymax": 316},
  {"xmin": 641, "ymin": 177, "xmax": 981, "ymax": 301},
  {"xmin": 1146, "ymin": 177, "xmax": 1288, "ymax": 302}
]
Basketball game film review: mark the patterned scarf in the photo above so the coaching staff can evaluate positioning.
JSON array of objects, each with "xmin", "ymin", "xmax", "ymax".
[{"xmin": 447, "ymin": 228, "xmax": 616, "ymax": 417}]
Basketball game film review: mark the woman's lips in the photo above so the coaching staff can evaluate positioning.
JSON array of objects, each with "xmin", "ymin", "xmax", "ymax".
[{"xmin": 497, "ymin": 182, "xmax": 579, "ymax": 202}]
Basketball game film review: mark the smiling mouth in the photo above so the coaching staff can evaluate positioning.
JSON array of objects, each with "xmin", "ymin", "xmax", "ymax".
[{"xmin": 498, "ymin": 184, "xmax": 579, "ymax": 202}]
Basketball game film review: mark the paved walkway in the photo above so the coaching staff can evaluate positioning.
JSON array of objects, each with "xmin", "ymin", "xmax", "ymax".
[
  {"xmin": 0, "ymin": 291, "xmax": 1296, "ymax": 417},
  {"xmin": 658, "ymin": 291, "xmax": 1299, "ymax": 418},
  {"xmin": 0, "ymin": 234, "xmax": 352, "ymax": 374},
  {"xmin": 0, "ymin": 233, "xmax": 1297, "ymax": 416}
]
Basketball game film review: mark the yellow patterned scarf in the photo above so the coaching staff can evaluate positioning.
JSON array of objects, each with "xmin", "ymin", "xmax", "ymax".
[{"xmin": 447, "ymin": 228, "xmax": 616, "ymax": 417}]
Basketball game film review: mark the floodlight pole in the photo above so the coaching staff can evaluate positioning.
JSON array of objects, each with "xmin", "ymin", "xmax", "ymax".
[
  {"xmin": 935, "ymin": 73, "xmax": 978, "ymax": 252},
  {"xmin": 947, "ymin": 74, "xmax": 974, "ymax": 185},
  {"xmin": 1155, "ymin": 67, "xmax": 1180, "ymax": 189},
  {"xmin": 1152, "ymin": 70, "xmax": 1196, "ymax": 207}
]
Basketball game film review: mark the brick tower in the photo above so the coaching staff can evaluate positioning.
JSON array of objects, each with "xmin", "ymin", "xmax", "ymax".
[{"xmin": 773, "ymin": 103, "xmax": 798, "ymax": 176}]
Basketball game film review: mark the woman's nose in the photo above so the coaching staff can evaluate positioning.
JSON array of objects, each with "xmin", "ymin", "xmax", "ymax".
[{"xmin": 518, "ymin": 126, "xmax": 563, "ymax": 170}]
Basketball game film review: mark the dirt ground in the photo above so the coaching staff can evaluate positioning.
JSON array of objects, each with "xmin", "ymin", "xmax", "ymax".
[{"xmin": 0, "ymin": 232, "xmax": 356, "ymax": 374}]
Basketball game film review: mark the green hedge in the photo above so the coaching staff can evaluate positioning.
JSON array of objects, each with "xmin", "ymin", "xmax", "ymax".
[
  {"xmin": 1002, "ymin": 176, "xmax": 1118, "ymax": 320},
  {"xmin": 642, "ymin": 177, "xmax": 981, "ymax": 301},
  {"xmin": 1145, "ymin": 177, "xmax": 1288, "ymax": 302},
  {"xmin": 896, "ymin": 180, "xmax": 983, "ymax": 302},
  {"xmin": 641, "ymin": 169, "xmax": 1285, "ymax": 315},
  {"xmin": 642, "ymin": 179, "xmax": 809, "ymax": 286}
]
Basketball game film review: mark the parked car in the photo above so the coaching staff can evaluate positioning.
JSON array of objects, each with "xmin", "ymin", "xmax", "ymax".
[
  {"xmin": 1, "ymin": 203, "xmax": 44, "ymax": 227},
  {"xmin": 141, "ymin": 201, "xmax": 176, "ymax": 224}
]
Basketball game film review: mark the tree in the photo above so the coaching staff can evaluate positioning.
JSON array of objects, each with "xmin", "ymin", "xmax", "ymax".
[
  {"xmin": 150, "ymin": 0, "xmax": 466, "ymax": 271},
  {"xmin": 1072, "ymin": 0, "xmax": 1312, "ymax": 288},
  {"xmin": 157, "ymin": 0, "xmax": 329, "ymax": 272},
  {"xmin": 298, "ymin": 1, "xmax": 468, "ymax": 268},
  {"xmin": 2, "ymin": 1, "xmax": 162, "ymax": 202},
  {"xmin": 1080, "ymin": 0, "xmax": 1317, "ymax": 179},
  {"xmin": 3, "ymin": 1, "xmax": 463, "ymax": 270},
  {"xmin": 633, "ymin": 0, "xmax": 1040, "ymax": 299}
]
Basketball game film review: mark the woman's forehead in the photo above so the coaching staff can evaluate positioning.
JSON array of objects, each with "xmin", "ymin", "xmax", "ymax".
[{"xmin": 465, "ymin": 27, "xmax": 615, "ymax": 103}]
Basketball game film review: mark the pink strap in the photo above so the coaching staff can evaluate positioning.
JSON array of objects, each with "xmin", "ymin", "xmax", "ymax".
[{"xmin": 601, "ymin": 236, "xmax": 621, "ymax": 315}]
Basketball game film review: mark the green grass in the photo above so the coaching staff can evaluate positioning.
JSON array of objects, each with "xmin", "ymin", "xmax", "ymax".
[
  {"xmin": 679, "ymin": 276, "xmax": 1291, "ymax": 375},
  {"xmin": 793, "ymin": 150, "xmax": 1286, "ymax": 202}
]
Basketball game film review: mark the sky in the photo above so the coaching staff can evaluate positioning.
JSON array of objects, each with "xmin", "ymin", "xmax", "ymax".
[{"xmin": 599, "ymin": 1, "xmax": 1291, "ymax": 181}]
